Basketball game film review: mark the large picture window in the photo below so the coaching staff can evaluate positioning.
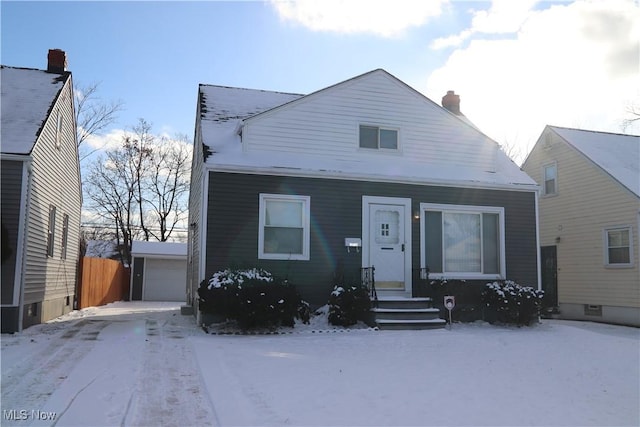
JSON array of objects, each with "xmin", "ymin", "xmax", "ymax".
[
  {"xmin": 421, "ymin": 203, "xmax": 505, "ymax": 278},
  {"xmin": 604, "ymin": 227, "xmax": 633, "ymax": 267},
  {"xmin": 258, "ymin": 194, "xmax": 310, "ymax": 260}
]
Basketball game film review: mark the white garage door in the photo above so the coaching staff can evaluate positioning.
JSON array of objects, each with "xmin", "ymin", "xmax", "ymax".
[{"xmin": 143, "ymin": 258, "xmax": 186, "ymax": 302}]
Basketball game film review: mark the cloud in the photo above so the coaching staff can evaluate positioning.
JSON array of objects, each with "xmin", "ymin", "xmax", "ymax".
[
  {"xmin": 82, "ymin": 128, "xmax": 127, "ymax": 152},
  {"xmin": 425, "ymin": 0, "xmax": 640, "ymax": 164},
  {"xmin": 270, "ymin": 0, "xmax": 446, "ymax": 37}
]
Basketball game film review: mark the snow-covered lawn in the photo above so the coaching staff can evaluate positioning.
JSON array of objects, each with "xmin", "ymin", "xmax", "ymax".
[{"xmin": 1, "ymin": 302, "xmax": 638, "ymax": 426}]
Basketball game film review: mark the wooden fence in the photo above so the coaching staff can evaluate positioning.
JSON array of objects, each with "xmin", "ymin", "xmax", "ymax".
[{"xmin": 78, "ymin": 257, "xmax": 130, "ymax": 309}]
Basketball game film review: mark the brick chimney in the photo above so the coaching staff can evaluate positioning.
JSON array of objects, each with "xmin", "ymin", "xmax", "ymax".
[
  {"xmin": 47, "ymin": 49, "xmax": 67, "ymax": 73},
  {"xmin": 442, "ymin": 90, "xmax": 461, "ymax": 115}
]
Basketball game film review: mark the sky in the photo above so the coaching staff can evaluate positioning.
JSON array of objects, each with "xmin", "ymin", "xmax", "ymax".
[{"xmin": 1, "ymin": 0, "xmax": 639, "ymax": 165}]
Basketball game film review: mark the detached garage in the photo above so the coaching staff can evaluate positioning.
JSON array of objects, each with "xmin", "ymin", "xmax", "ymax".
[{"xmin": 130, "ymin": 241, "xmax": 187, "ymax": 302}]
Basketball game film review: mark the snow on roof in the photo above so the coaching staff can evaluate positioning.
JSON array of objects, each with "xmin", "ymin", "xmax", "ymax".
[
  {"xmin": 198, "ymin": 71, "xmax": 536, "ymax": 190},
  {"xmin": 131, "ymin": 241, "xmax": 187, "ymax": 257},
  {"xmin": 1, "ymin": 66, "xmax": 69, "ymax": 155},
  {"xmin": 551, "ymin": 126, "xmax": 640, "ymax": 197}
]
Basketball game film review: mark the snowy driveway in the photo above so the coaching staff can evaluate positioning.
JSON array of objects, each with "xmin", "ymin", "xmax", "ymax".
[{"xmin": 2, "ymin": 302, "xmax": 639, "ymax": 427}]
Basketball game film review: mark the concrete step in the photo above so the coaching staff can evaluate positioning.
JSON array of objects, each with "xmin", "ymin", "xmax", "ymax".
[
  {"xmin": 376, "ymin": 318, "xmax": 447, "ymax": 330},
  {"xmin": 373, "ymin": 307, "xmax": 441, "ymax": 321},
  {"xmin": 376, "ymin": 297, "xmax": 433, "ymax": 310}
]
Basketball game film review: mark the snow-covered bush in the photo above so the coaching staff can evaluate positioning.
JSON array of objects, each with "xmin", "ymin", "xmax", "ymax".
[
  {"xmin": 328, "ymin": 285, "xmax": 372, "ymax": 326},
  {"xmin": 198, "ymin": 268, "xmax": 308, "ymax": 329},
  {"xmin": 481, "ymin": 281, "xmax": 544, "ymax": 326}
]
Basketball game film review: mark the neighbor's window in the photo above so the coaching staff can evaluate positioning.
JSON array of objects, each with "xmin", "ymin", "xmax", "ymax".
[
  {"xmin": 61, "ymin": 214, "xmax": 69, "ymax": 260},
  {"xmin": 47, "ymin": 205, "xmax": 57, "ymax": 257},
  {"xmin": 359, "ymin": 125, "xmax": 398, "ymax": 150},
  {"xmin": 258, "ymin": 194, "xmax": 310, "ymax": 260},
  {"xmin": 543, "ymin": 163, "xmax": 557, "ymax": 195},
  {"xmin": 422, "ymin": 203, "xmax": 504, "ymax": 278},
  {"xmin": 604, "ymin": 227, "xmax": 633, "ymax": 267},
  {"xmin": 55, "ymin": 109, "xmax": 63, "ymax": 149}
]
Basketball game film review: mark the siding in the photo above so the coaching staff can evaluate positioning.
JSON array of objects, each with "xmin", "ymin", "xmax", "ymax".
[
  {"xmin": 22, "ymin": 78, "xmax": 81, "ymax": 318},
  {"xmin": 206, "ymin": 172, "xmax": 538, "ymax": 306},
  {"xmin": 523, "ymin": 131, "xmax": 640, "ymax": 308},
  {"xmin": 243, "ymin": 72, "xmax": 497, "ymax": 171},
  {"xmin": 187, "ymin": 118, "xmax": 204, "ymax": 306},
  {"xmin": 1, "ymin": 159, "xmax": 24, "ymax": 305}
]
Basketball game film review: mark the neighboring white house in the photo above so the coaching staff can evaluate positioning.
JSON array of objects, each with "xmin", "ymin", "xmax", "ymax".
[
  {"xmin": 130, "ymin": 241, "xmax": 187, "ymax": 302},
  {"xmin": 522, "ymin": 125, "xmax": 639, "ymax": 326},
  {"xmin": 1, "ymin": 50, "xmax": 82, "ymax": 332}
]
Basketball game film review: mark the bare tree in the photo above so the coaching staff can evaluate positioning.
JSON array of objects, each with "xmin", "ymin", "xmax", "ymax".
[
  {"xmin": 622, "ymin": 102, "xmax": 640, "ymax": 132},
  {"xmin": 74, "ymin": 82, "xmax": 124, "ymax": 158},
  {"xmin": 83, "ymin": 119, "xmax": 191, "ymax": 264}
]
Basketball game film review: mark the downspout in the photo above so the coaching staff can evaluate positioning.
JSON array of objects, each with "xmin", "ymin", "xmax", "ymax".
[
  {"xmin": 534, "ymin": 189, "xmax": 542, "ymax": 292},
  {"xmin": 17, "ymin": 159, "xmax": 33, "ymax": 332}
]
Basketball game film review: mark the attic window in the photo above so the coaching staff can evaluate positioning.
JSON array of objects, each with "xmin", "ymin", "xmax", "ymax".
[{"xmin": 359, "ymin": 125, "xmax": 398, "ymax": 150}]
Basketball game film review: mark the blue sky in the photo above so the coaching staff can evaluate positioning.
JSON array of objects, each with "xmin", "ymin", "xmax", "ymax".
[{"xmin": 2, "ymin": 0, "xmax": 638, "ymax": 164}]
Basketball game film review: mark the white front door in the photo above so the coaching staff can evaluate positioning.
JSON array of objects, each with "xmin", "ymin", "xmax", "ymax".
[{"xmin": 364, "ymin": 197, "xmax": 411, "ymax": 296}]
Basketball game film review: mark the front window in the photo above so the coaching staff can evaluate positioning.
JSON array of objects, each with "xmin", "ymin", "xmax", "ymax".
[
  {"xmin": 258, "ymin": 194, "xmax": 310, "ymax": 260},
  {"xmin": 421, "ymin": 203, "xmax": 504, "ymax": 278},
  {"xmin": 604, "ymin": 227, "xmax": 633, "ymax": 267},
  {"xmin": 543, "ymin": 163, "xmax": 557, "ymax": 195},
  {"xmin": 359, "ymin": 125, "xmax": 398, "ymax": 150}
]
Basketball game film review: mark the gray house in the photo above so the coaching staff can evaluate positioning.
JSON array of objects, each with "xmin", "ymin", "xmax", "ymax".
[
  {"xmin": 1, "ymin": 50, "xmax": 82, "ymax": 332},
  {"xmin": 187, "ymin": 69, "xmax": 539, "ymax": 323}
]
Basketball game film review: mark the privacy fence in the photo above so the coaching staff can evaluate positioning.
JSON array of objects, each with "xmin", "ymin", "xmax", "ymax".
[{"xmin": 77, "ymin": 257, "xmax": 130, "ymax": 309}]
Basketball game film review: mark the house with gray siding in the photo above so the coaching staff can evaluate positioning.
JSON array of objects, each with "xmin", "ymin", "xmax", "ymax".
[
  {"xmin": 523, "ymin": 126, "xmax": 639, "ymax": 326},
  {"xmin": 1, "ymin": 50, "xmax": 82, "ymax": 332},
  {"xmin": 187, "ymin": 69, "xmax": 539, "ymax": 324}
]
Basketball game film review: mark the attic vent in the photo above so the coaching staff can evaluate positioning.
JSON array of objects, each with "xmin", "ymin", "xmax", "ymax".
[{"xmin": 543, "ymin": 134, "xmax": 553, "ymax": 150}]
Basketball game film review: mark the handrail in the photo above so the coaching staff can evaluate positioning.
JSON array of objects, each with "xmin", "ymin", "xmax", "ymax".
[{"xmin": 361, "ymin": 266, "xmax": 378, "ymax": 308}]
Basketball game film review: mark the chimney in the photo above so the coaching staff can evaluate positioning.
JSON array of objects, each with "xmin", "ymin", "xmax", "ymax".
[
  {"xmin": 442, "ymin": 90, "xmax": 461, "ymax": 115},
  {"xmin": 47, "ymin": 49, "xmax": 67, "ymax": 73}
]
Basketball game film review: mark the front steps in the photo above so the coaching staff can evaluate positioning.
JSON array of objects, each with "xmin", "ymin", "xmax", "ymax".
[{"xmin": 373, "ymin": 297, "xmax": 446, "ymax": 330}]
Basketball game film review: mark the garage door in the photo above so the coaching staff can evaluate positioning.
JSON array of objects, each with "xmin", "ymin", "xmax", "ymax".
[{"xmin": 143, "ymin": 258, "xmax": 186, "ymax": 301}]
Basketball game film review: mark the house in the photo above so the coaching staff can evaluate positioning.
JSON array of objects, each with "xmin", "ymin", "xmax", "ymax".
[
  {"xmin": 187, "ymin": 69, "xmax": 540, "ymax": 325},
  {"xmin": 130, "ymin": 241, "xmax": 188, "ymax": 302},
  {"xmin": 522, "ymin": 125, "xmax": 639, "ymax": 326},
  {"xmin": 1, "ymin": 50, "xmax": 82, "ymax": 332}
]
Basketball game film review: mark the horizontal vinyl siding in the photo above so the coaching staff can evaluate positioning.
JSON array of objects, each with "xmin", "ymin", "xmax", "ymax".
[
  {"xmin": 1, "ymin": 160, "xmax": 24, "ymax": 305},
  {"xmin": 244, "ymin": 72, "xmax": 496, "ymax": 170},
  {"xmin": 187, "ymin": 129, "xmax": 204, "ymax": 306},
  {"xmin": 206, "ymin": 172, "xmax": 537, "ymax": 306},
  {"xmin": 23, "ymin": 80, "xmax": 81, "ymax": 311},
  {"xmin": 524, "ymin": 135, "xmax": 639, "ymax": 308}
]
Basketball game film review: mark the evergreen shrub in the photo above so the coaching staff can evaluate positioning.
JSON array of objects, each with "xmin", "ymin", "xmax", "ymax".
[
  {"xmin": 197, "ymin": 268, "xmax": 309, "ymax": 329},
  {"xmin": 481, "ymin": 280, "xmax": 544, "ymax": 326},
  {"xmin": 328, "ymin": 285, "xmax": 372, "ymax": 326}
]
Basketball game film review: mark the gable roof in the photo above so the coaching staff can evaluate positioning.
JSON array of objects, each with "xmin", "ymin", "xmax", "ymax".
[
  {"xmin": 1, "ymin": 66, "xmax": 70, "ymax": 155},
  {"xmin": 197, "ymin": 69, "xmax": 537, "ymax": 190},
  {"xmin": 549, "ymin": 125, "xmax": 640, "ymax": 197}
]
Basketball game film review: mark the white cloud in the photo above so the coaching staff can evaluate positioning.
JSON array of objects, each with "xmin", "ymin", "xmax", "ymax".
[
  {"xmin": 270, "ymin": 0, "xmax": 447, "ymax": 37},
  {"xmin": 83, "ymin": 128, "xmax": 127, "ymax": 152},
  {"xmin": 426, "ymin": 0, "xmax": 640, "ymax": 164}
]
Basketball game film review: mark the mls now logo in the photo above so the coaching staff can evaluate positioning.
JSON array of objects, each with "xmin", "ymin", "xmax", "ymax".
[{"xmin": 3, "ymin": 410, "xmax": 57, "ymax": 421}]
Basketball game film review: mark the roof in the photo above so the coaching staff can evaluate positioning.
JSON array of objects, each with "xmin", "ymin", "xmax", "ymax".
[
  {"xmin": 197, "ymin": 69, "xmax": 537, "ymax": 190},
  {"xmin": 550, "ymin": 126, "xmax": 640, "ymax": 197},
  {"xmin": 0, "ymin": 66, "xmax": 70, "ymax": 155},
  {"xmin": 130, "ymin": 241, "xmax": 187, "ymax": 257}
]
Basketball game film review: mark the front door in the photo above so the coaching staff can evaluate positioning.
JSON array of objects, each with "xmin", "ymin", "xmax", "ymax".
[{"xmin": 366, "ymin": 201, "xmax": 408, "ymax": 295}]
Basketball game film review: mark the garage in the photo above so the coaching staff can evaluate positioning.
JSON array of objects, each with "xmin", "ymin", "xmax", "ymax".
[{"xmin": 130, "ymin": 241, "xmax": 187, "ymax": 302}]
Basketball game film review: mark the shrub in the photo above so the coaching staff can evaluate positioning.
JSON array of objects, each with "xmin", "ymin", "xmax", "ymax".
[
  {"xmin": 481, "ymin": 280, "xmax": 544, "ymax": 326},
  {"xmin": 197, "ymin": 268, "xmax": 309, "ymax": 329},
  {"xmin": 328, "ymin": 285, "xmax": 372, "ymax": 326}
]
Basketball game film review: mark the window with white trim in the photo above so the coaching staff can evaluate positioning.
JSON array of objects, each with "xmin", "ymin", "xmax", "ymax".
[
  {"xmin": 258, "ymin": 194, "xmax": 310, "ymax": 260},
  {"xmin": 604, "ymin": 227, "xmax": 633, "ymax": 267},
  {"xmin": 543, "ymin": 163, "xmax": 557, "ymax": 195},
  {"xmin": 47, "ymin": 205, "xmax": 56, "ymax": 257},
  {"xmin": 359, "ymin": 125, "xmax": 398, "ymax": 150},
  {"xmin": 421, "ymin": 203, "xmax": 505, "ymax": 278}
]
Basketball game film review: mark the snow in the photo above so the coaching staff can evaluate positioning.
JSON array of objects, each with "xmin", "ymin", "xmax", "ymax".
[
  {"xmin": 130, "ymin": 240, "xmax": 187, "ymax": 257},
  {"xmin": 199, "ymin": 71, "xmax": 538, "ymax": 190},
  {"xmin": 551, "ymin": 126, "xmax": 640, "ymax": 197},
  {"xmin": 2, "ymin": 301, "xmax": 639, "ymax": 426},
  {"xmin": 0, "ymin": 66, "xmax": 68, "ymax": 155}
]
